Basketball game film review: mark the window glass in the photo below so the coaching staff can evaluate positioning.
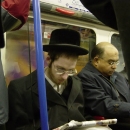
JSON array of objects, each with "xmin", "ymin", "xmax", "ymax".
[
  {"xmin": 5, "ymin": 19, "xmax": 96, "ymax": 85},
  {"xmin": 111, "ymin": 34, "xmax": 124, "ymax": 72}
]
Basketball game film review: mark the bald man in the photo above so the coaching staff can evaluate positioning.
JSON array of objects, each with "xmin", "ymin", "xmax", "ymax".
[{"xmin": 78, "ymin": 42, "xmax": 130, "ymax": 130}]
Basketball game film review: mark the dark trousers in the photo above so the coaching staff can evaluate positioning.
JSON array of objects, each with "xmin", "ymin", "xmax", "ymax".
[
  {"xmin": 110, "ymin": 118, "xmax": 130, "ymax": 130},
  {"xmin": 0, "ymin": 124, "xmax": 6, "ymax": 130},
  {"xmin": 110, "ymin": 124, "xmax": 130, "ymax": 130}
]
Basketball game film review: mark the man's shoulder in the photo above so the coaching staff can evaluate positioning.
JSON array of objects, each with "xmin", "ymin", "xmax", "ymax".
[
  {"xmin": 78, "ymin": 65, "xmax": 96, "ymax": 78},
  {"xmin": 72, "ymin": 75, "xmax": 81, "ymax": 81},
  {"xmin": 9, "ymin": 70, "xmax": 37, "ymax": 86}
]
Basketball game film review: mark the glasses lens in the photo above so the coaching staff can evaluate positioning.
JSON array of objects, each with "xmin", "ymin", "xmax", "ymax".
[
  {"xmin": 116, "ymin": 61, "xmax": 120, "ymax": 65},
  {"xmin": 109, "ymin": 61, "xmax": 120, "ymax": 65},
  {"xmin": 56, "ymin": 68, "xmax": 77, "ymax": 76},
  {"xmin": 54, "ymin": 64, "xmax": 77, "ymax": 75}
]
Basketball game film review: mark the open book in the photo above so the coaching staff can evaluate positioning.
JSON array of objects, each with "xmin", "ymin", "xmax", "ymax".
[{"xmin": 55, "ymin": 119, "xmax": 117, "ymax": 130}]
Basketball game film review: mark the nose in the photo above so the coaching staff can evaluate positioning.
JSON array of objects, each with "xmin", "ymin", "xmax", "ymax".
[
  {"xmin": 111, "ymin": 64, "xmax": 117, "ymax": 69},
  {"xmin": 61, "ymin": 73, "xmax": 69, "ymax": 80}
]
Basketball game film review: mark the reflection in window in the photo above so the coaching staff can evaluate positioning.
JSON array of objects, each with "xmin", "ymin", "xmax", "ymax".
[{"xmin": 111, "ymin": 34, "xmax": 124, "ymax": 72}]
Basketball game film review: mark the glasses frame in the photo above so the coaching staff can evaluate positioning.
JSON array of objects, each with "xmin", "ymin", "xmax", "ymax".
[
  {"xmin": 53, "ymin": 64, "xmax": 77, "ymax": 76},
  {"xmin": 99, "ymin": 57, "xmax": 120, "ymax": 66},
  {"xmin": 108, "ymin": 60, "xmax": 120, "ymax": 66}
]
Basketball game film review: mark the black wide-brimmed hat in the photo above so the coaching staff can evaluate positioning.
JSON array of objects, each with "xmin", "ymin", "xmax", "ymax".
[{"xmin": 43, "ymin": 29, "xmax": 88, "ymax": 55}]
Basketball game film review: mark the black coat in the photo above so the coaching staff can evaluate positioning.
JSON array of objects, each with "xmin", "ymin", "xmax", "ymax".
[
  {"xmin": 6, "ymin": 70, "xmax": 86, "ymax": 130},
  {"xmin": 78, "ymin": 62, "xmax": 130, "ymax": 117},
  {"xmin": 78, "ymin": 62, "xmax": 130, "ymax": 130}
]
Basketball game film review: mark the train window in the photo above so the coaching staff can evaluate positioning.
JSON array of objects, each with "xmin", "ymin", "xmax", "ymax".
[
  {"xmin": 4, "ymin": 19, "xmax": 96, "ymax": 85},
  {"xmin": 111, "ymin": 34, "xmax": 124, "ymax": 72}
]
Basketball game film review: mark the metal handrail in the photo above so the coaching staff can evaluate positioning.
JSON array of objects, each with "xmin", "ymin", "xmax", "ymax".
[{"xmin": 32, "ymin": 0, "xmax": 49, "ymax": 130}]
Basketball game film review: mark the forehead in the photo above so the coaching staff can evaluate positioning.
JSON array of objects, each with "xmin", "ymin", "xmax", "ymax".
[
  {"xmin": 54, "ymin": 55, "xmax": 77, "ymax": 68},
  {"xmin": 103, "ymin": 47, "xmax": 119, "ymax": 60}
]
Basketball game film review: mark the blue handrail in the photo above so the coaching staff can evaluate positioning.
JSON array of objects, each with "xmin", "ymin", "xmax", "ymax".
[{"xmin": 32, "ymin": 0, "xmax": 49, "ymax": 130}]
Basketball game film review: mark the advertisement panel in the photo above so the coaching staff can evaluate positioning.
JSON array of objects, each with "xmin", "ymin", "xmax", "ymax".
[{"xmin": 40, "ymin": 0, "xmax": 89, "ymax": 12}]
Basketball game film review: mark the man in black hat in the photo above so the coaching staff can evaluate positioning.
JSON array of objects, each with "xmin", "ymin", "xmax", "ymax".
[{"xmin": 6, "ymin": 28, "xmax": 89, "ymax": 130}]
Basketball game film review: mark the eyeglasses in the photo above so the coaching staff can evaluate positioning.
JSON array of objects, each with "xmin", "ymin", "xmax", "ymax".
[
  {"xmin": 108, "ymin": 61, "xmax": 120, "ymax": 66},
  {"xmin": 54, "ymin": 64, "xmax": 77, "ymax": 76},
  {"xmin": 99, "ymin": 57, "xmax": 120, "ymax": 66}
]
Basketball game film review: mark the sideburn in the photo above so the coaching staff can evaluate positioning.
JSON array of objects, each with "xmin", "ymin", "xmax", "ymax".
[{"xmin": 48, "ymin": 61, "xmax": 53, "ymax": 68}]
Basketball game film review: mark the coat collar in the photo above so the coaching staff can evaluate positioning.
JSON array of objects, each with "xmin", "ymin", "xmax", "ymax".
[
  {"xmin": 46, "ymin": 80, "xmax": 66, "ymax": 106},
  {"xmin": 85, "ymin": 62, "xmax": 129, "ymax": 101},
  {"xmin": 45, "ymin": 76, "xmax": 81, "ymax": 108},
  {"xmin": 25, "ymin": 72, "xmax": 66, "ymax": 106},
  {"xmin": 25, "ymin": 71, "xmax": 81, "ymax": 107},
  {"xmin": 85, "ymin": 62, "xmax": 102, "ymax": 75},
  {"xmin": 25, "ymin": 70, "xmax": 38, "ymax": 90},
  {"xmin": 67, "ymin": 76, "xmax": 81, "ymax": 109}
]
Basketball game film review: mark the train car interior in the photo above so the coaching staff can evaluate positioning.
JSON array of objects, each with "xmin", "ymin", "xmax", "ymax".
[{"xmin": 1, "ymin": 1, "xmax": 127, "ymax": 130}]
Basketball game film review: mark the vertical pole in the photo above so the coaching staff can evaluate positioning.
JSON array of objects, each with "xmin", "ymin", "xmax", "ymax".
[{"xmin": 32, "ymin": 0, "xmax": 49, "ymax": 130}]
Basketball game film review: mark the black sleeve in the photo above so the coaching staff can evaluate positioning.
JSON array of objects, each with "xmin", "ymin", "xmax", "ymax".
[{"xmin": 6, "ymin": 81, "xmax": 40, "ymax": 130}]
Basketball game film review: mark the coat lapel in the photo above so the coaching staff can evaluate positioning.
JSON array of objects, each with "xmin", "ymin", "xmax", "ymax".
[
  {"xmin": 111, "ymin": 73, "xmax": 129, "ymax": 102},
  {"xmin": 25, "ymin": 70, "xmax": 38, "ymax": 95},
  {"xmin": 85, "ymin": 63, "xmax": 129, "ymax": 102},
  {"xmin": 46, "ymin": 80, "xmax": 66, "ymax": 106},
  {"xmin": 26, "ymin": 71, "xmax": 81, "ymax": 108},
  {"xmin": 67, "ymin": 76, "xmax": 81, "ymax": 109},
  {"xmin": 26, "ymin": 71, "xmax": 66, "ymax": 107}
]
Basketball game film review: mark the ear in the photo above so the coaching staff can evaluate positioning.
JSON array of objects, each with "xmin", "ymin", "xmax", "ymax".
[{"xmin": 93, "ymin": 56, "xmax": 99, "ymax": 66}]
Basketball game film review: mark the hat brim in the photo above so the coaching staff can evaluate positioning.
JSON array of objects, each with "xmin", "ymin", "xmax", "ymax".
[{"xmin": 43, "ymin": 44, "xmax": 88, "ymax": 55}]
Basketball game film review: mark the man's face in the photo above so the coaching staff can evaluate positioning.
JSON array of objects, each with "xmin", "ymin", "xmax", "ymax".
[
  {"xmin": 49, "ymin": 55, "xmax": 78, "ymax": 85},
  {"xmin": 96, "ymin": 48, "xmax": 119, "ymax": 77}
]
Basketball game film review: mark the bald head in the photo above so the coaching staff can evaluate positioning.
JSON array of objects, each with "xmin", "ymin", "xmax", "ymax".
[
  {"xmin": 97, "ymin": 42, "xmax": 115, "ymax": 48},
  {"xmin": 91, "ymin": 42, "xmax": 119, "ymax": 77},
  {"xmin": 91, "ymin": 42, "xmax": 118, "ymax": 59}
]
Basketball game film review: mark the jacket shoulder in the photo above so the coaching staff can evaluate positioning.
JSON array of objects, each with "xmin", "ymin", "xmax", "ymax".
[{"xmin": 8, "ymin": 70, "xmax": 37, "ymax": 88}]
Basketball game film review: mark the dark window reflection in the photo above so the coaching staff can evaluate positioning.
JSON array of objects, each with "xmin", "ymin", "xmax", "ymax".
[{"xmin": 111, "ymin": 34, "xmax": 124, "ymax": 72}]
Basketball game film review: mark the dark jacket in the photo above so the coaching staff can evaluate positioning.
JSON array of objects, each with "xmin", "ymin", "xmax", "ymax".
[
  {"xmin": 6, "ymin": 70, "xmax": 86, "ymax": 130},
  {"xmin": 78, "ymin": 62, "xmax": 130, "ymax": 118}
]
